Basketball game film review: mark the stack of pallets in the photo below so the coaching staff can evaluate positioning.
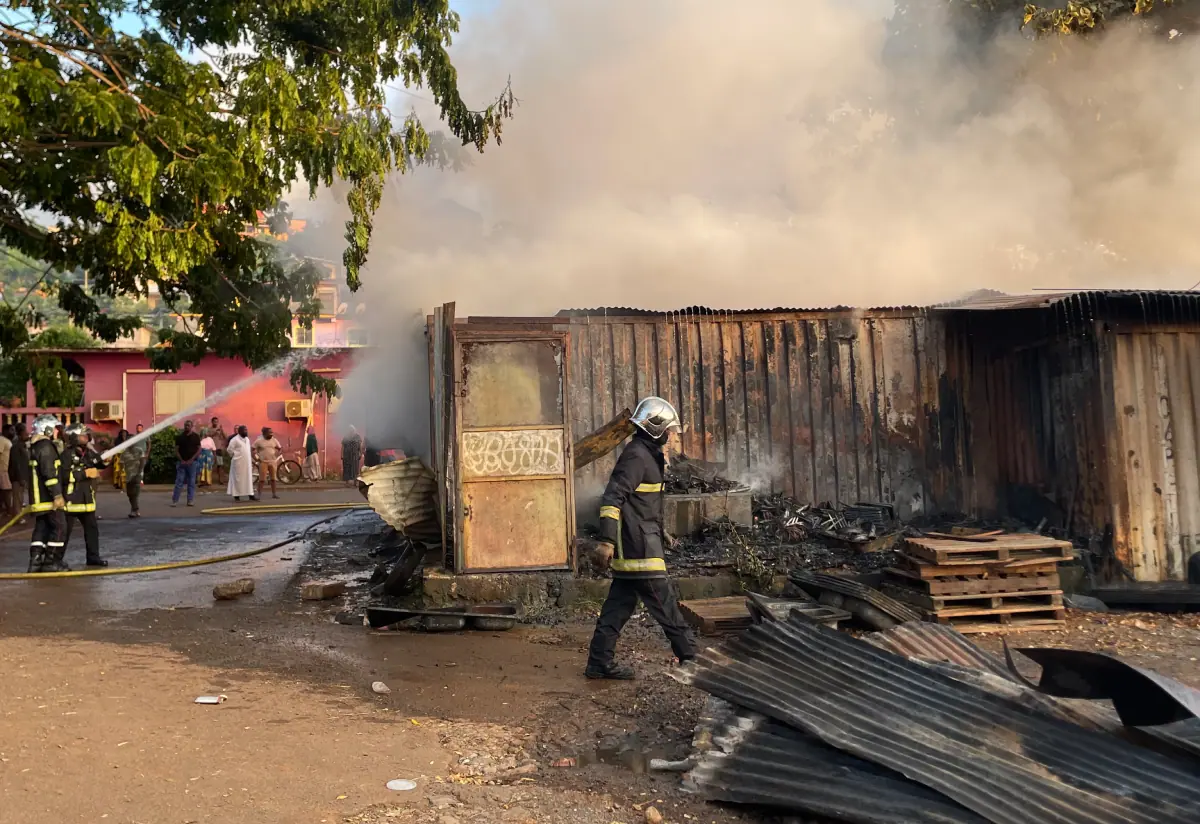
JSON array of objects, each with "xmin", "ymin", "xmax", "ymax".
[{"xmin": 883, "ymin": 531, "xmax": 1073, "ymax": 634}]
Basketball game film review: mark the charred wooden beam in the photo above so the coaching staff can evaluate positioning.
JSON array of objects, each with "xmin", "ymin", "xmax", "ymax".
[{"xmin": 573, "ymin": 408, "xmax": 633, "ymax": 471}]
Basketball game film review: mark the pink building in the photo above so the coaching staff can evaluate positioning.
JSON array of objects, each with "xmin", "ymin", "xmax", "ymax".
[{"xmin": 13, "ymin": 348, "xmax": 357, "ymax": 477}]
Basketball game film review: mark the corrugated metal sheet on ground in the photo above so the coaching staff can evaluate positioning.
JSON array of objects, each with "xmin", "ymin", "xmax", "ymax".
[
  {"xmin": 678, "ymin": 619, "xmax": 1200, "ymax": 824},
  {"xmin": 358, "ymin": 458, "xmax": 438, "ymax": 533},
  {"xmin": 866, "ymin": 623, "xmax": 1014, "ymax": 679},
  {"xmin": 690, "ymin": 712, "xmax": 987, "ymax": 824},
  {"xmin": 789, "ymin": 570, "xmax": 924, "ymax": 623},
  {"xmin": 867, "ymin": 625, "xmax": 1121, "ymax": 732}
]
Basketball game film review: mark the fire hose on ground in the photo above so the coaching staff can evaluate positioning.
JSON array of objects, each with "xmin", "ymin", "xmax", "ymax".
[{"xmin": 0, "ymin": 507, "xmax": 359, "ymax": 580}]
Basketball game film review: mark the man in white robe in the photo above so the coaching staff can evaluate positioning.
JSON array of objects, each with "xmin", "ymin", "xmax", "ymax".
[{"xmin": 226, "ymin": 425, "xmax": 255, "ymax": 501}]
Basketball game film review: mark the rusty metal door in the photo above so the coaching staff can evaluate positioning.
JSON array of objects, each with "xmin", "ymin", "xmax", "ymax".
[{"xmin": 454, "ymin": 331, "xmax": 574, "ymax": 572}]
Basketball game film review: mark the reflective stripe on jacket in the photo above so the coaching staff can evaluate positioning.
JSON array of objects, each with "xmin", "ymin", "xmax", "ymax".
[
  {"xmin": 597, "ymin": 431, "xmax": 668, "ymax": 578},
  {"xmin": 64, "ymin": 446, "xmax": 104, "ymax": 513},
  {"xmin": 28, "ymin": 437, "xmax": 61, "ymax": 513}
]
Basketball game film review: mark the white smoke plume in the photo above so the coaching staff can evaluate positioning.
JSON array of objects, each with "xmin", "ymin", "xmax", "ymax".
[{"xmin": 300, "ymin": 0, "xmax": 1200, "ymax": 455}]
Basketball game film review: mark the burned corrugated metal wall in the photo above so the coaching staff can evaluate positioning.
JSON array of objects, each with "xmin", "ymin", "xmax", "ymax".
[
  {"xmin": 1107, "ymin": 329, "xmax": 1200, "ymax": 582},
  {"xmin": 949, "ymin": 314, "xmax": 1110, "ymax": 543},
  {"xmin": 565, "ymin": 310, "xmax": 974, "ymax": 519}
]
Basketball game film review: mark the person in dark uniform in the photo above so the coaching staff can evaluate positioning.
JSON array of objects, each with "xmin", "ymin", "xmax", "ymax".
[
  {"xmin": 26, "ymin": 415, "xmax": 67, "ymax": 573},
  {"xmin": 585, "ymin": 397, "xmax": 697, "ymax": 680},
  {"xmin": 62, "ymin": 422, "xmax": 108, "ymax": 568}
]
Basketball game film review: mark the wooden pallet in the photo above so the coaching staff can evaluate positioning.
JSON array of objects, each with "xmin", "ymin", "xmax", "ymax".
[
  {"xmin": 904, "ymin": 534, "xmax": 1072, "ymax": 566},
  {"xmin": 680, "ymin": 597, "xmax": 752, "ymax": 635},
  {"xmin": 888, "ymin": 586, "xmax": 1063, "ymax": 613},
  {"xmin": 885, "ymin": 566, "xmax": 1060, "ymax": 596},
  {"xmin": 896, "ymin": 556, "xmax": 1061, "ymax": 580},
  {"xmin": 935, "ymin": 610, "xmax": 1067, "ymax": 634}
]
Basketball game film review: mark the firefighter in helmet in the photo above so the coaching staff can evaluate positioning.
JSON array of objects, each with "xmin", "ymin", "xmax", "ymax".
[
  {"xmin": 585, "ymin": 396, "xmax": 697, "ymax": 680},
  {"xmin": 26, "ymin": 414, "xmax": 67, "ymax": 573},
  {"xmin": 62, "ymin": 422, "xmax": 108, "ymax": 568}
]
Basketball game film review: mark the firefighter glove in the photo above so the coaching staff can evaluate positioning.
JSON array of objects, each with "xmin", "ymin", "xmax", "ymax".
[{"xmin": 53, "ymin": 496, "xmax": 65, "ymax": 510}]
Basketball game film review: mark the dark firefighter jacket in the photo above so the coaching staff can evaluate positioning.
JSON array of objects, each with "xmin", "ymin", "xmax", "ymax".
[
  {"xmin": 597, "ymin": 431, "xmax": 668, "ymax": 578},
  {"xmin": 27, "ymin": 435, "xmax": 63, "ymax": 513},
  {"xmin": 64, "ymin": 446, "xmax": 105, "ymax": 514}
]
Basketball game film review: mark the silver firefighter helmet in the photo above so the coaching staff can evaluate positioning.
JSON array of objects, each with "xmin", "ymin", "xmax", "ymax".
[
  {"xmin": 31, "ymin": 414, "xmax": 60, "ymax": 438},
  {"xmin": 630, "ymin": 396, "xmax": 681, "ymax": 440},
  {"xmin": 64, "ymin": 421, "xmax": 90, "ymax": 444}
]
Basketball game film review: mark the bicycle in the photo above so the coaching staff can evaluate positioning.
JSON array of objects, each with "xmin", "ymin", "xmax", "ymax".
[{"xmin": 251, "ymin": 451, "xmax": 303, "ymax": 487}]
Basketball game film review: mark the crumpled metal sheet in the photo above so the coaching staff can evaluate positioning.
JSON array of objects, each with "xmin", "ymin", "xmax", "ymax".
[
  {"xmin": 358, "ymin": 458, "xmax": 438, "ymax": 536},
  {"xmin": 1011, "ymin": 647, "xmax": 1200, "ymax": 726},
  {"xmin": 1008, "ymin": 646, "xmax": 1200, "ymax": 760},
  {"xmin": 867, "ymin": 622, "xmax": 1013, "ymax": 679},
  {"xmin": 688, "ymin": 711, "xmax": 987, "ymax": 824},
  {"xmin": 867, "ymin": 625, "xmax": 1121, "ymax": 733},
  {"xmin": 789, "ymin": 570, "xmax": 924, "ymax": 626},
  {"xmin": 676, "ymin": 618, "xmax": 1200, "ymax": 824}
]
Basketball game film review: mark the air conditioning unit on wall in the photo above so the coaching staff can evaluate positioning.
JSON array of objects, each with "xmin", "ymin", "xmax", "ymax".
[
  {"xmin": 91, "ymin": 400, "xmax": 123, "ymax": 421},
  {"xmin": 284, "ymin": 399, "xmax": 312, "ymax": 419}
]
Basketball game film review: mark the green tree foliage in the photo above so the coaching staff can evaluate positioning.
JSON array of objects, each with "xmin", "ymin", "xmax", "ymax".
[
  {"xmin": 28, "ymin": 355, "xmax": 82, "ymax": 407},
  {"xmin": 894, "ymin": 0, "xmax": 1191, "ymax": 40},
  {"xmin": 143, "ymin": 424, "xmax": 180, "ymax": 483},
  {"xmin": 0, "ymin": 1, "xmax": 513, "ymax": 396},
  {"xmin": 32, "ymin": 323, "xmax": 98, "ymax": 349}
]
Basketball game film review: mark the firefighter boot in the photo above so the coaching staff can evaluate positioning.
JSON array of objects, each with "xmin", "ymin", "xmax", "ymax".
[
  {"xmin": 27, "ymin": 546, "xmax": 46, "ymax": 573},
  {"xmin": 44, "ymin": 544, "xmax": 70, "ymax": 572}
]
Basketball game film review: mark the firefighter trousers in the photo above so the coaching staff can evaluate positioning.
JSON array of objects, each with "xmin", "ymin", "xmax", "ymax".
[
  {"xmin": 587, "ymin": 576, "xmax": 696, "ymax": 669},
  {"xmin": 30, "ymin": 510, "xmax": 67, "ymax": 568},
  {"xmin": 65, "ymin": 510, "xmax": 102, "ymax": 563}
]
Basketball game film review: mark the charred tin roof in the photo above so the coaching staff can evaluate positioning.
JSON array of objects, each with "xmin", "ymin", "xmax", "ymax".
[{"xmin": 676, "ymin": 619, "xmax": 1200, "ymax": 824}]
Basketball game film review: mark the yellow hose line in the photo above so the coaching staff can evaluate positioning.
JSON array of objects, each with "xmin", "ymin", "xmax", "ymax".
[
  {"xmin": 0, "ymin": 506, "xmax": 31, "ymax": 538},
  {"xmin": 0, "ymin": 511, "xmax": 349, "ymax": 580},
  {"xmin": 201, "ymin": 503, "xmax": 367, "ymax": 515}
]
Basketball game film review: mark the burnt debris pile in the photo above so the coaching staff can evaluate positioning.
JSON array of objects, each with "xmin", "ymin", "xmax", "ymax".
[
  {"xmin": 666, "ymin": 485, "xmax": 905, "ymax": 577},
  {"xmin": 678, "ymin": 617, "xmax": 1200, "ymax": 824},
  {"xmin": 665, "ymin": 457, "xmax": 747, "ymax": 494}
]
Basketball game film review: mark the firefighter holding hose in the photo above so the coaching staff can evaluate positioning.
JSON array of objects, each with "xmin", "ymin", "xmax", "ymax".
[
  {"xmin": 25, "ymin": 414, "xmax": 68, "ymax": 573},
  {"xmin": 61, "ymin": 422, "xmax": 108, "ymax": 568},
  {"xmin": 585, "ymin": 397, "xmax": 697, "ymax": 680}
]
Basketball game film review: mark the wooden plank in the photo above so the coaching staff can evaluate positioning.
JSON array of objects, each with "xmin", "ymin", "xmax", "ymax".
[
  {"xmin": 903, "ymin": 534, "xmax": 1073, "ymax": 566},
  {"xmin": 680, "ymin": 596, "xmax": 752, "ymax": 635},
  {"xmin": 852, "ymin": 324, "xmax": 880, "ymax": 502},
  {"xmin": 612, "ymin": 323, "xmax": 637, "ymax": 417},
  {"xmin": 592, "ymin": 323, "xmax": 614, "ymax": 426},
  {"xmin": 885, "ymin": 567, "xmax": 1061, "ymax": 596},
  {"xmin": 906, "ymin": 544, "xmax": 1072, "ymax": 566},
  {"xmin": 899, "ymin": 558, "xmax": 1061, "ymax": 579},
  {"xmin": 889, "ymin": 587, "xmax": 1063, "ymax": 613},
  {"xmin": 765, "ymin": 321, "xmax": 793, "ymax": 497},
  {"xmin": 573, "ymin": 409, "xmax": 634, "ymax": 471},
  {"xmin": 633, "ymin": 322, "xmax": 658, "ymax": 400},
  {"xmin": 810, "ymin": 320, "xmax": 837, "ymax": 504},
  {"xmin": 946, "ymin": 616, "xmax": 1066, "ymax": 635},
  {"xmin": 722, "ymin": 321, "xmax": 748, "ymax": 477},
  {"xmin": 785, "ymin": 320, "xmax": 814, "ymax": 504},
  {"xmin": 569, "ymin": 324, "xmax": 594, "ymax": 464},
  {"xmin": 871, "ymin": 319, "xmax": 893, "ymax": 505},
  {"xmin": 678, "ymin": 321, "xmax": 704, "ymax": 461},
  {"xmin": 699, "ymin": 321, "xmax": 726, "ymax": 464},
  {"xmin": 743, "ymin": 321, "xmax": 769, "ymax": 487},
  {"xmin": 657, "ymin": 321, "xmax": 682, "ymax": 438},
  {"xmin": 831, "ymin": 335, "xmax": 858, "ymax": 505},
  {"xmin": 932, "ymin": 598, "xmax": 1065, "ymax": 619}
]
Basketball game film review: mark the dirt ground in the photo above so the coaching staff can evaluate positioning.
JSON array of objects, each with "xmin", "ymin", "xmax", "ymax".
[{"xmin": 3, "ymin": 489, "xmax": 1200, "ymax": 824}]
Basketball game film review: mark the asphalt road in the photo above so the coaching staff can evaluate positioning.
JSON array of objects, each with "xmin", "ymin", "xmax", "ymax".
[{"xmin": 0, "ymin": 484, "xmax": 365, "ymax": 611}]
